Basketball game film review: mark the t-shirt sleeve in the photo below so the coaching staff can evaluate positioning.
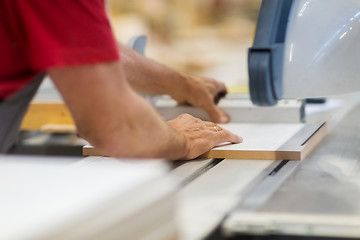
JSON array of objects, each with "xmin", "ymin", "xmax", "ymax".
[{"xmin": 15, "ymin": 0, "xmax": 120, "ymax": 70}]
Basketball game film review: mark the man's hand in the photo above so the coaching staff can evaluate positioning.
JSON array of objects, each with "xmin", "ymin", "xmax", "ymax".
[
  {"xmin": 171, "ymin": 74, "xmax": 229, "ymax": 123},
  {"xmin": 49, "ymin": 61, "xmax": 241, "ymax": 160},
  {"xmin": 119, "ymin": 43, "xmax": 229, "ymax": 123},
  {"xmin": 168, "ymin": 114, "xmax": 242, "ymax": 160}
]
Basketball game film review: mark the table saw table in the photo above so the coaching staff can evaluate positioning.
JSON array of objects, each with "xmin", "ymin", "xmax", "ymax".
[{"xmin": 5, "ymin": 93, "xmax": 360, "ymax": 240}]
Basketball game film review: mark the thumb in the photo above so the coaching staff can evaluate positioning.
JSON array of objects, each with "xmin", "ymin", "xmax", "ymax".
[{"xmin": 204, "ymin": 104, "xmax": 229, "ymax": 123}]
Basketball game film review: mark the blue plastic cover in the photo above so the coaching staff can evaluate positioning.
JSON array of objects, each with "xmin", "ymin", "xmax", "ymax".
[
  {"xmin": 249, "ymin": 0, "xmax": 294, "ymax": 106},
  {"xmin": 127, "ymin": 35, "xmax": 147, "ymax": 55}
]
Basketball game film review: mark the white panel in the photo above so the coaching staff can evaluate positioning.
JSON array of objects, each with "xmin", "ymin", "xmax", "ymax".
[
  {"xmin": 283, "ymin": 0, "xmax": 360, "ymax": 98},
  {"xmin": 215, "ymin": 123, "xmax": 304, "ymax": 151}
]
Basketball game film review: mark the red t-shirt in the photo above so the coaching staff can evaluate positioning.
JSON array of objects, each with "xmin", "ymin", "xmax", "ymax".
[{"xmin": 0, "ymin": 0, "xmax": 120, "ymax": 100}]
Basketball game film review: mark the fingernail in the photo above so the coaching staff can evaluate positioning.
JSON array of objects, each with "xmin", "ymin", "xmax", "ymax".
[{"xmin": 238, "ymin": 136, "xmax": 243, "ymax": 143}]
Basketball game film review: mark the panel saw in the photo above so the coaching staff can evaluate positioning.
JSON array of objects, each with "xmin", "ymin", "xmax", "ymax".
[
  {"xmin": 80, "ymin": 2, "xmax": 360, "ymax": 238},
  {"xmin": 221, "ymin": 0, "xmax": 360, "ymax": 239},
  {"xmin": 13, "ymin": 2, "xmax": 360, "ymax": 239},
  {"xmin": 139, "ymin": 1, "xmax": 360, "ymax": 239}
]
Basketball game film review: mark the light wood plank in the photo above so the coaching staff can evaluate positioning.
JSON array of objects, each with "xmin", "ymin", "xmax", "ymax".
[
  {"xmin": 21, "ymin": 102, "xmax": 75, "ymax": 131},
  {"xmin": 83, "ymin": 145, "xmax": 103, "ymax": 156},
  {"xmin": 83, "ymin": 123, "xmax": 327, "ymax": 160},
  {"xmin": 201, "ymin": 122, "xmax": 327, "ymax": 160}
]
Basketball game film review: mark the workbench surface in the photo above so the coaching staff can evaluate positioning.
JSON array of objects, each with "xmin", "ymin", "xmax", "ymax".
[{"xmin": 12, "ymin": 83, "xmax": 360, "ymax": 239}]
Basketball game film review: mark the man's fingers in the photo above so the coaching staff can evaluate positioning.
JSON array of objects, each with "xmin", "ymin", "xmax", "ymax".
[
  {"xmin": 204, "ymin": 103, "xmax": 229, "ymax": 123},
  {"xmin": 214, "ymin": 128, "xmax": 243, "ymax": 144},
  {"xmin": 169, "ymin": 113, "xmax": 242, "ymax": 160},
  {"xmin": 214, "ymin": 82, "xmax": 227, "ymax": 103},
  {"xmin": 217, "ymin": 81, "xmax": 227, "ymax": 92},
  {"xmin": 214, "ymin": 90, "xmax": 227, "ymax": 104},
  {"xmin": 203, "ymin": 121, "xmax": 242, "ymax": 144},
  {"xmin": 209, "ymin": 125, "xmax": 223, "ymax": 132},
  {"xmin": 211, "ymin": 81, "xmax": 227, "ymax": 104},
  {"xmin": 204, "ymin": 121, "xmax": 217, "ymax": 127}
]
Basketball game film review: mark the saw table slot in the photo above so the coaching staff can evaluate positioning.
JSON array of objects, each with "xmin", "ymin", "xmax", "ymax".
[{"xmin": 268, "ymin": 160, "xmax": 289, "ymax": 176}]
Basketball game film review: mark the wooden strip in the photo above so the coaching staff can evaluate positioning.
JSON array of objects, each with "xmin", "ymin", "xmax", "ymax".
[
  {"xmin": 83, "ymin": 147, "xmax": 302, "ymax": 160},
  {"xmin": 203, "ymin": 149, "xmax": 301, "ymax": 160},
  {"xmin": 83, "ymin": 145, "xmax": 103, "ymax": 156},
  {"xmin": 21, "ymin": 102, "xmax": 75, "ymax": 130}
]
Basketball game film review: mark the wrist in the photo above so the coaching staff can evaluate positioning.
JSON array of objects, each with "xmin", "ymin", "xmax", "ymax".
[
  {"xmin": 168, "ymin": 72, "xmax": 192, "ymax": 103},
  {"xmin": 166, "ymin": 123, "xmax": 189, "ymax": 160}
]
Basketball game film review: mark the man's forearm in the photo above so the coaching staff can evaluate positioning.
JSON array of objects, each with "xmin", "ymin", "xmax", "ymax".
[
  {"xmin": 48, "ymin": 60, "xmax": 240, "ymax": 160},
  {"xmin": 49, "ymin": 61, "xmax": 188, "ymax": 159},
  {"xmin": 119, "ymin": 43, "xmax": 189, "ymax": 100}
]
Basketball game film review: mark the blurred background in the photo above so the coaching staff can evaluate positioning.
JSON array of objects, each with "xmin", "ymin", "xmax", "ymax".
[{"xmin": 107, "ymin": 0, "xmax": 262, "ymax": 93}]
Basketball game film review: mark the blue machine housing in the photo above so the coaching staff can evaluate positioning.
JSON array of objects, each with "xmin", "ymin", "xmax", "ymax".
[{"xmin": 249, "ymin": 0, "xmax": 294, "ymax": 106}]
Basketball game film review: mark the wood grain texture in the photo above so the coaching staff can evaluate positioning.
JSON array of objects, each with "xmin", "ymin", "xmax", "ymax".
[{"xmin": 21, "ymin": 102, "xmax": 75, "ymax": 131}]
